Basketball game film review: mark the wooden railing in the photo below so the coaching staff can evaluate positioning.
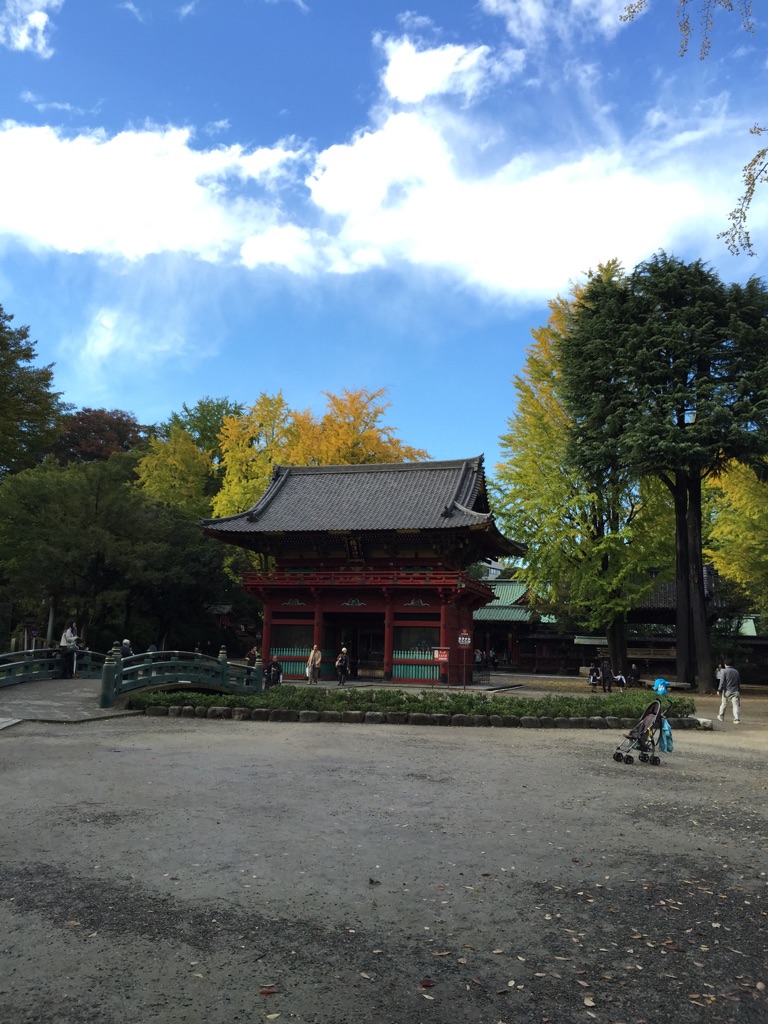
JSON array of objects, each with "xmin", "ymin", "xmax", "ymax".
[{"xmin": 0, "ymin": 648, "xmax": 105, "ymax": 686}]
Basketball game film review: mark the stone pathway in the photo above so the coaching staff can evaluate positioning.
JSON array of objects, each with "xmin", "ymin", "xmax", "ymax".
[{"xmin": 0, "ymin": 676, "xmax": 140, "ymax": 724}]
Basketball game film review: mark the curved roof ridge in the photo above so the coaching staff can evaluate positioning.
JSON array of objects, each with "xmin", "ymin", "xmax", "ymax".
[
  {"xmin": 452, "ymin": 500, "xmax": 491, "ymax": 522},
  {"xmin": 245, "ymin": 464, "xmax": 291, "ymax": 523}
]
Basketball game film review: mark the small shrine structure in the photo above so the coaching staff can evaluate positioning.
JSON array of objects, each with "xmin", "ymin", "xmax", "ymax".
[{"xmin": 200, "ymin": 456, "xmax": 523, "ymax": 684}]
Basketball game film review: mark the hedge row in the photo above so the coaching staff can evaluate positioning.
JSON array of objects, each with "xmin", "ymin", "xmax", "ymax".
[{"xmin": 128, "ymin": 685, "xmax": 696, "ymax": 719}]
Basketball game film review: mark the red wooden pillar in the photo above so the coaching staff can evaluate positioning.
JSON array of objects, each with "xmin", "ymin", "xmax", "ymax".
[
  {"xmin": 261, "ymin": 602, "xmax": 272, "ymax": 663},
  {"xmin": 439, "ymin": 590, "xmax": 450, "ymax": 685},
  {"xmin": 383, "ymin": 592, "xmax": 394, "ymax": 681}
]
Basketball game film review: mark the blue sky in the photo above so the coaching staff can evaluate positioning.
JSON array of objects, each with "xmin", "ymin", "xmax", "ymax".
[{"xmin": 1, "ymin": 1, "xmax": 767, "ymax": 470}]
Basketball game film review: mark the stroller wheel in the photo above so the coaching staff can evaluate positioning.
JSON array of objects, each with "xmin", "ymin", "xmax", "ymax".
[
  {"xmin": 639, "ymin": 752, "xmax": 649, "ymax": 763},
  {"xmin": 650, "ymin": 755, "xmax": 661, "ymax": 766},
  {"xmin": 623, "ymin": 754, "xmax": 634, "ymax": 765},
  {"xmin": 613, "ymin": 751, "xmax": 624, "ymax": 762}
]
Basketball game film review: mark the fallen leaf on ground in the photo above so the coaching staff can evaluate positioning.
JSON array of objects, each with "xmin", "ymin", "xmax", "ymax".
[
  {"xmin": 259, "ymin": 988, "xmax": 278, "ymax": 995},
  {"xmin": 419, "ymin": 980, "xmax": 436, "ymax": 988},
  {"xmin": 584, "ymin": 997, "xmax": 595, "ymax": 1007},
  {"xmin": 433, "ymin": 951, "xmax": 451, "ymax": 956}
]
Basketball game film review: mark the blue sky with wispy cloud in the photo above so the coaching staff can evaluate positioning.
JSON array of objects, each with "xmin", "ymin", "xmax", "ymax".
[{"xmin": 0, "ymin": 0, "xmax": 765, "ymax": 464}]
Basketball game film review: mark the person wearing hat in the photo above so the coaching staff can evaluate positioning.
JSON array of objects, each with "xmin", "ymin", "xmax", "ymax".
[{"xmin": 335, "ymin": 646, "xmax": 350, "ymax": 686}]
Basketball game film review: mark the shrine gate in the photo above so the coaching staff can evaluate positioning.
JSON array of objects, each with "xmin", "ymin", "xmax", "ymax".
[{"xmin": 201, "ymin": 457, "xmax": 523, "ymax": 685}]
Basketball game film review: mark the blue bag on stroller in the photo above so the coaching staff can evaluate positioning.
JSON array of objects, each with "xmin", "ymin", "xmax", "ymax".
[{"xmin": 659, "ymin": 718, "xmax": 674, "ymax": 753}]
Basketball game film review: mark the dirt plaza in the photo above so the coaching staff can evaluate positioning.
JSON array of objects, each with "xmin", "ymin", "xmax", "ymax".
[{"xmin": 0, "ymin": 691, "xmax": 766, "ymax": 1024}]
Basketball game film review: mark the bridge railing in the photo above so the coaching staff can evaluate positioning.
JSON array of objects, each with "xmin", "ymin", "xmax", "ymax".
[
  {"xmin": 0, "ymin": 648, "xmax": 105, "ymax": 686},
  {"xmin": 100, "ymin": 644, "xmax": 264, "ymax": 708}
]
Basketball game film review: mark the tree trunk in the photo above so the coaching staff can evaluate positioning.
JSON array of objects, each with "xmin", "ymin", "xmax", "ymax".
[
  {"xmin": 606, "ymin": 616, "xmax": 627, "ymax": 674},
  {"xmin": 687, "ymin": 473, "xmax": 714, "ymax": 692},
  {"xmin": 671, "ymin": 473, "xmax": 693, "ymax": 686}
]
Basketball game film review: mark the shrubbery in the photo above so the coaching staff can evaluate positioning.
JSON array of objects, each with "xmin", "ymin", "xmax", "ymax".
[{"xmin": 128, "ymin": 686, "xmax": 696, "ymax": 719}]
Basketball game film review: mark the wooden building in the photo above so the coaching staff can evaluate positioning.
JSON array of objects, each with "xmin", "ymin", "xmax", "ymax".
[{"xmin": 200, "ymin": 457, "xmax": 523, "ymax": 684}]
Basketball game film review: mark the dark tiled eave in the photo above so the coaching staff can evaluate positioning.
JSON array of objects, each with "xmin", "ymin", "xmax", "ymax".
[{"xmin": 200, "ymin": 456, "xmax": 524, "ymax": 557}]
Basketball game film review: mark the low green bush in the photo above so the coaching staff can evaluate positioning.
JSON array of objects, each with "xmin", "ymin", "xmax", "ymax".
[{"xmin": 128, "ymin": 686, "xmax": 695, "ymax": 718}]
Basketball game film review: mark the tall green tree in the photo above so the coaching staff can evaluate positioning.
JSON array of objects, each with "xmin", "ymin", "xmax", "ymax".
[
  {"xmin": 164, "ymin": 396, "xmax": 244, "ymax": 470},
  {"xmin": 0, "ymin": 304, "xmax": 65, "ymax": 478},
  {"xmin": 0, "ymin": 455, "xmax": 233, "ymax": 650},
  {"xmin": 559, "ymin": 252, "xmax": 768, "ymax": 688},
  {"xmin": 495, "ymin": 279, "xmax": 673, "ymax": 670}
]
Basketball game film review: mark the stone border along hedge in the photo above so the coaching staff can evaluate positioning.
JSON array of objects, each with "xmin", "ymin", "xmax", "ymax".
[{"xmin": 143, "ymin": 705, "xmax": 703, "ymax": 730}]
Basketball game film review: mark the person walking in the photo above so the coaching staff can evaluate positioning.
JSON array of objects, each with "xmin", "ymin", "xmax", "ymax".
[
  {"xmin": 335, "ymin": 647, "xmax": 350, "ymax": 686},
  {"xmin": 306, "ymin": 644, "xmax": 322, "ymax": 685},
  {"xmin": 600, "ymin": 657, "xmax": 613, "ymax": 693},
  {"xmin": 59, "ymin": 618, "xmax": 79, "ymax": 679},
  {"xmin": 717, "ymin": 658, "xmax": 741, "ymax": 724}
]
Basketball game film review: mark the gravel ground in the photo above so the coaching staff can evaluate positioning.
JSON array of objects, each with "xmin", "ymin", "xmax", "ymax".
[{"xmin": 0, "ymin": 698, "xmax": 766, "ymax": 1024}]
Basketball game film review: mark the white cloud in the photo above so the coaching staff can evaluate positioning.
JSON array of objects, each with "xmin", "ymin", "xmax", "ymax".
[
  {"xmin": 0, "ymin": 122, "xmax": 306, "ymax": 261},
  {"xmin": 240, "ymin": 224, "xmax": 318, "ymax": 272},
  {"xmin": 305, "ymin": 103, "xmax": 752, "ymax": 300},
  {"xmin": 62, "ymin": 303, "xmax": 193, "ymax": 384},
  {"xmin": 264, "ymin": 0, "xmax": 309, "ymax": 14},
  {"xmin": 397, "ymin": 11, "xmax": 435, "ymax": 33},
  {"xmin": 0, "ymin": 0, "xmax": 63, "ymax": 58},
  {"xmin": 177, "ymin": 1, "xmax": 197, "ymax": 17},
  {"xmin": 119, "ymin": 2, "xmax": 145, "ymax": 23},
  {"xmin": 205, "ymin": 118, "xmax": 231, "ymax": 136},
  {"xmin": 378, "ymin": 35, "xmax": 523, "ymax": 104},
  {"xmin": 480, "ymin": 0, "xmax": 628, "ymax": 48}
]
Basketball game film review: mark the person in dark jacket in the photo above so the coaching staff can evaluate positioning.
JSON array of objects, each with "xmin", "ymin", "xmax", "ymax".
[
  {"xmin": 600, "ymin": 658, "xmax": 613, "ymax": 693},
  {"xmin": 244, "ymin": 645, "xmax": 259, "ymax": 681},
  {"xmin": 266, "ymin": 657, "xmax": 282, "ymax": 688},
  {"xmin": 335, "ymin": 647, "xmax": 350, "ymax": 686}
]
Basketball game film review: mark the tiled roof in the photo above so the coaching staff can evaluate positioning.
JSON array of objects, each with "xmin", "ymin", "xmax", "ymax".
[
  {"xmin": 474, "ymin": 605, "xmax": 532, "ymax": 622},
  {"xmin": 473, "ymin": 580, "xmax": 532, "ymax": 622},
  {"xmin": 201, "ymin": 456, "xmax": 523, "ymax": 554}
]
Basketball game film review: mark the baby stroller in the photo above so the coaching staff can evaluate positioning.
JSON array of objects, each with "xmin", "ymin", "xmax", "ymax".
[{"xmin": 613, "ymin": 700, "xmax": 666, "ymax": 766}]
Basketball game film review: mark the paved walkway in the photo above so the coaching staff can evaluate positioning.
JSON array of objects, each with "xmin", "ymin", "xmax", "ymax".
[{"xmin": 0, "ymin": 676, "xmax": 141, "ymax": 728}]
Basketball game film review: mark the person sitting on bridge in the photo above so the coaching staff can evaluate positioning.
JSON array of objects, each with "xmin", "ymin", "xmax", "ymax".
[{"xmin": 266, "ymin": 657, "xmax": 282, "ymax": 688}]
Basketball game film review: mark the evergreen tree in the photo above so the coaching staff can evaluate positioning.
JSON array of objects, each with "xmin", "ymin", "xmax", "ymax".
[
  {"xmin": 0, "ymin": 304, "xmax": 65, "ymax": 478},
  {"xmin": 559, "ymin": 252, "xmax": 768, "ymax": 688}
]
